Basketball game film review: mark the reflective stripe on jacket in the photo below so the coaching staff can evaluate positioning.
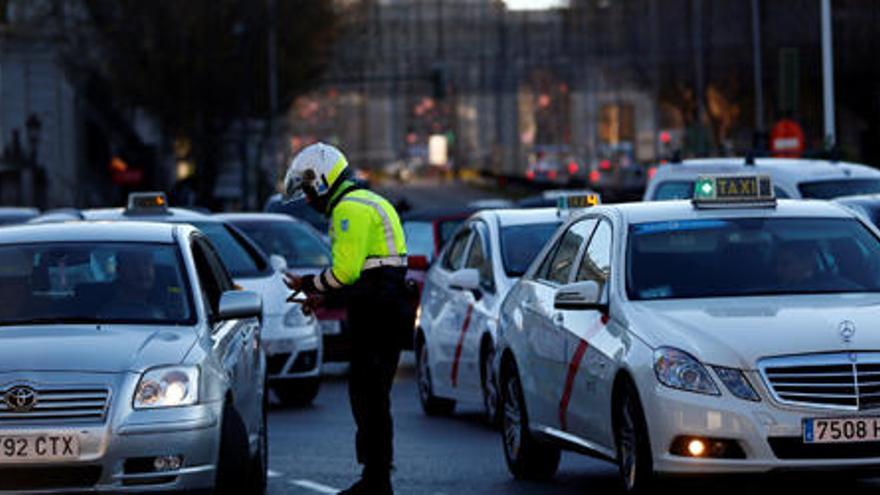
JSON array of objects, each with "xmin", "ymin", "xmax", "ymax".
[{"xmin": 313, "ymin": 189, "xmax": 407, "ymax": 292}]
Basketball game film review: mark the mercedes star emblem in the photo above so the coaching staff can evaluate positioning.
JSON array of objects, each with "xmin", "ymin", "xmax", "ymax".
[{"xmin": 839, "ymin": 320, "xmax": 856, "ymax": 344}]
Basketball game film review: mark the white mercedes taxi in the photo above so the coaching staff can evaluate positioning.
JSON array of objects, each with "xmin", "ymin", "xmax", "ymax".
[
  {"xmin": 496, "ymin": 175, "xmax": 880, "ymax": 492},
  {"xmin": 416, "ymin": 199, "xmax": 596, "ymax": 423}
]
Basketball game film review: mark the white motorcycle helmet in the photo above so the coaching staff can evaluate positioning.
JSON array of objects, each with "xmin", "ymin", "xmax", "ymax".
[{"xmin": 283, "ymin": 142, "xmax": 351, "ymax": 209}]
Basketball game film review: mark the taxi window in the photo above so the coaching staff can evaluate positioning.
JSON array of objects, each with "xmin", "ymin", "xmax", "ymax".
[
  {"xmin": 798, "ymin": 179, "xmax": 880, "ymax": 200},
  {"xmin": 539, "ymin": 219, "xmax": 597, "ymax": 285},
  {"xmin": 500, "ymin": 222, "xmax": 561, "ymax": 277},
  {"xmin": 442, "ymin": 230, "xmax": 471, "ymax": 272},
  {"xmin": 627, "ymin": 217, "xmax": 880, "ymax": 300},
  {"xmin": 191, "ymin": 222, "xmax": 267, "ymax": 279},
  {"xmin": 575, "ymin": 220, "xmax": 612, "ymax": 295},
  {"xmin": 464, "ymin": 228, "xmax": 494, "ymax": 293},
  {"xmin": 0, "ymin": 242, "xmax": 195, "ymax": 326}
]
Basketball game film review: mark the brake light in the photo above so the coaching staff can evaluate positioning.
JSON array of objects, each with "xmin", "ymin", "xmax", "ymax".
[
  {"xmin": 567, "ymin": 161, "xmax": 579, "ymax": 175},
  {"xmin": 548, "ymin": 170, "xmax": 558, "ymax": 180},
  {"xmin": 526, "ymin": 170, "xmax": 536, "ymax": 180},
  {"xmin": 599, "ymin": 159, "xmax": 612, "ymax": 171},
  {"xmin": 589, "ymin": 170, "xmax": 601, "ymax": 183},
  {"xmin": 647, "ymin": 166, "xmax": 658, "ymax": 180}
]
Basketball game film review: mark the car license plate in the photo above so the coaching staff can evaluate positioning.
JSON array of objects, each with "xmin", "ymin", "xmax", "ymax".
[
  {"xmin": 0, "ymin": 433, "xmax": 80, "ymax": 462},
  {"xmin": 320, "ymin": 320, "xmax": 341, "ymax": 336},
  {"xmin": 803, "ymin": 417, "xmax": 880, "ymax": 444}
]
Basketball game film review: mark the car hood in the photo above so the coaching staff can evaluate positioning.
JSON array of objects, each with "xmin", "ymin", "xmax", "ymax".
[
  {"xmin": 0, "ymin": 325, "xmax": 198, "ymax": 373},
  {"xmin": 625, "ymin": 294, "xmax": 880, "ymax": 369}
]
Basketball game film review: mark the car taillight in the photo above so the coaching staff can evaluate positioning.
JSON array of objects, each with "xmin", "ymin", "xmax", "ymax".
[
  {"xmin": 647, "ymin": 166, "xmax": 658, "ymax": 180},
  {"xmin": 599, "ymin": 159, "xmax": 612, "ymax": 171},
  {"xmin": 548, "ymin": 170, "xmax": 558, "ymax": 180},
  {"xmin": 526, "ymin": 170, "xmax": 536, "ymax": 180},
  {"xmin": 589, "ymin": 170, "xmax": 601, "ymax": 183},
  {"xmin": 567, "ymin": 161, "xmax": 579, "ymax": 175}
]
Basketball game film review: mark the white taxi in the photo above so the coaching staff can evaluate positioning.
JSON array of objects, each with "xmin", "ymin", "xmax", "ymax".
[
  {"xmin": 496, "ymin": 175, "xmax": 880, "ymax": 492},
  {"xmin": 415, "ymin": 208, "xmax": 565, "ymax": 423}
]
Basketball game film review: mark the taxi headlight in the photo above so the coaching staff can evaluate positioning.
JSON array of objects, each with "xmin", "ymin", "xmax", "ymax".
[
  {"xmin": 653, "ymin": 347, "xmax": 720, "ymax": 396},
  {"xmin": 134, "ymin": 366, "xmax": 199, "ymax": 409},
  {"xmin": 713, "ymin": 366, "xmax": 761, "ymax": 402},
  {"xmin": 283, "ymin": 306, "xmax": 311, "ymax": 328}
]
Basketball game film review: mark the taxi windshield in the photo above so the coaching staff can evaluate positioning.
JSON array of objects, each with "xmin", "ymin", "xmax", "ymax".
[
  {"xmin": 0, "ymin": 242, "xmax": 195, "ymax": 326},
  {"xmin": 798, "ymin": 179, "xmax": 880, "ymax": 199},
  {"xmin": 627, "ymin": 217, "xmax": 880, "ymax": 300},
  {"xmin": 231, "ymin": 220, "xmax": 331, "ymax": 268},
  {"xmin": 501, "ymin": 222, "xmax": 562, "ymax": 277}
]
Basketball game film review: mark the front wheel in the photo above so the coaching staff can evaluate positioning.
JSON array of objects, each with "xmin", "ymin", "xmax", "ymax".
[
  {"xmin": 214, "ymin": 402, "xmax": 250, "ymax": 495},
  {"xmin": 416, "ymin": 340, "xmax": 456, "ymax": 416},
  {"xmin": 614, "ymin": 380, "xmax": 655, "ymax": 494},
  {"xmin": 500, "ymin": 364, "xmax": 560, "ymax": 480},
  {"xmin": 248, "ymin": 382, "xmax": 269, "ymax": 495}
]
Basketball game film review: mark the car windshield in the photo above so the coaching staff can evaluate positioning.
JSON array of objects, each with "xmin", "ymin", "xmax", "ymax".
[
  {"xmin": 190, "ymin": 222, "xmax": 266, "ymax": 278},
  {"xmin": 232, "ymin": 220, "xmax": 331, "ymax": 268},
  {"xmin": 0, "ymin": 242, "xmax": 194, "ymax": 326},
  {"xmin": 403, "ymin": 221, "xmax": 435, "ymax": 261},
  {"xmin": 501, "ymin": 222, "xmax": 562, "ymax": 277},
  {"xmin": 627, "ymin": 217, "xmax": 880, "ymax": 300},
  {"xmin": 798, "ymin": 179, "xmax": 880, "ymax": 199}
]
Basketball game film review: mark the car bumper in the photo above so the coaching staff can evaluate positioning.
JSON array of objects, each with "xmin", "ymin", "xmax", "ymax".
[
  {"xmin": 643, "ymin": 379, "xmax": 880, "ymax": 475},
  {"xmin": 0, "ymin": 402, "xmax": 222, "ymax": 494},
  {"xmin": 264, "ymin": 333, "xmax": 322, "ymax": 380}
]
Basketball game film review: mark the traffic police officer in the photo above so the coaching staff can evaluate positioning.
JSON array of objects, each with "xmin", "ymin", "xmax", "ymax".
[{"xmin": 283, "ymin": 143, "xmax": 409, "ymax": 495}]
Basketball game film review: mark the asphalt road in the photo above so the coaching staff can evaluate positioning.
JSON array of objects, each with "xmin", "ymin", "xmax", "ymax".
[{"xmin": 266, "ymin": 355, "xmax": 880, "ymax": 495}]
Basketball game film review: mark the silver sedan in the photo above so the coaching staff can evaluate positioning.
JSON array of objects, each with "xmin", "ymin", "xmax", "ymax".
[{"xmin": 0, "ymin": 222, "xmax": 267, "ymax": 494}]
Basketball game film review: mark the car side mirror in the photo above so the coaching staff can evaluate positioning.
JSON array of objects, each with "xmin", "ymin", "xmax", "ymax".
[
  {"xmin": 269, "ymin": 254, "xmax": 288, "ymax": 272},
  {"xmin": 407, "ymin": 255, "xmax": 430, "ymax": 271},
  {"xmin": 554, "ymin": 281, "xmax": 606, "ymax": 312},
  {"xmin": 449, "ymin": 268, "xmax": 481, "ymax": 292},
  {"xmin": 217, "ymin": 290, "xmax": 263, "ymax": 321}
]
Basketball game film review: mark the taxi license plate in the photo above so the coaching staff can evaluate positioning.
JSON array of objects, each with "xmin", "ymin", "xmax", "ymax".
[
  {"xmin": 803, "ymin": 417, "xmax": 880, "ymax": 444},
  {"xmin": 0, "ymin": 433, "xmax": 80, "ymax": 462}
]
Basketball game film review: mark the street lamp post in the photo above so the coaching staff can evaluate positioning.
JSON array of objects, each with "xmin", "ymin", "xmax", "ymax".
[{"xmin": 820, "ymin": 0, "xmax": 836, "ymax": 150}]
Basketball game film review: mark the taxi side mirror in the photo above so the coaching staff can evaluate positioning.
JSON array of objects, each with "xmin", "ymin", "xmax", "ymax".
[
  {"xmin": 269, "ymin": 254, "xmax": 288, "ymax": 272},
  {"xmin": 554, "ymin": 281, "xmax": 606, "ymax": 312},
  {"xmin": 449, "ymin": 268, "xmax": 480, "ymax": 292},
  {"xmin": 218, "ymin": 290, "xmax": 263, "ymax": 321}
]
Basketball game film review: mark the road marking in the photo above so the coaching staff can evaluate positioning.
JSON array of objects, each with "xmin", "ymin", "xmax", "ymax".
[
  {"xmin": 450, "ymin": 304, "xmax": 475, "ymax": 387},
  {"xmin": 268, "ymin": 469, "xmax": 283, "ymax": 478},
  {"xmin": 290, "ymin": 479, "xmax": 340, "ymax": 494}
]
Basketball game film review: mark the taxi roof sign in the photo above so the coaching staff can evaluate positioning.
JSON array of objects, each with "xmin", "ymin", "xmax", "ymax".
[
  {"xmin": 692, "ymin": 175, "xmax": 775, "ymax": 208},
  {"xmin": 557, "ymin": 192, "xmax": 601, "ymax": 211},
  {"xmin": 126, "ymin": 192, "xmax": 170, "ymax": 215}
]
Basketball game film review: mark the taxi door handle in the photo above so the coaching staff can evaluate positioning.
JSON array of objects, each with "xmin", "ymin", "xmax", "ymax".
[{"xmin": 553, "ymin": 313, "xmax": 565, "ymax": 327}]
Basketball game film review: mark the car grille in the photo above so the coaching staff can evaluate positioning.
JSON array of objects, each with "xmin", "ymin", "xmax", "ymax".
[
  {"xmin": 0, "ymin": 386, "xmax": 110, "ymax": 423},
  {"xmin": 759, "ymin": 353, "xmax": 880, "ymax": 411}
]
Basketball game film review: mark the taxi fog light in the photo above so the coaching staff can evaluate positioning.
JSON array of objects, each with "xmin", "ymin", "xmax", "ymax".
[
  {"xmin": 713, "ymin": 366, "xmax": 761, "ymax": 402},
  {"xmin": 670, "ymin": 436, "xmax": 746, "ymax": 459},
  {"xmin": 134, "ymin": 366, "xmax": 199, "ymax": 409},
  {"xmin": 153, "ymin": 455, "xmax": 182, "ymax": 472},
  {"xmin": 653, "ymin": 347, "xmax": 720, "ymax": 396}
]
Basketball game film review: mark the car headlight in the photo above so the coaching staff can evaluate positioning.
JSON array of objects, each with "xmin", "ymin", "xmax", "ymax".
[
  {"xmin": 134, "ymin": 366, "xmax": 199, "ymax": 409},
  {"xmin": 284, "ymin": 306, "xmax": 311, "ymax": 328},
  {"xmin": 713, "ymin": 366, "xmax": 761, "ymax": 402},
  {"xmin": 653, "ymin": 347, "xmax": 720, "ymax": 396}
]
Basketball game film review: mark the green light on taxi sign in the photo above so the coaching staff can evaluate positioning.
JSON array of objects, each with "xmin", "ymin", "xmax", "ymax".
[{"xmin": 692, "ymin": 175, "xmax": 775, "ymax": 207}]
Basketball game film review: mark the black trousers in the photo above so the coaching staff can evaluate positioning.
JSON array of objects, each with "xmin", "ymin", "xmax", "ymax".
[{"xmin": 344, "ymin": 267, "xmax": 411, "ymax": 475}]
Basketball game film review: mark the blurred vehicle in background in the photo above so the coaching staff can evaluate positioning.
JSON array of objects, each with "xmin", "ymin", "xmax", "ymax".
[
  {"xmin": 264, "ymin": 194, "xmax": 330, "ymax": 239},
  {"xmin": 401, "ymin": 207, "xmax": 479, "ymax": 265},
  {"xmin": 0, "ymin": 222, "xmax": 267, "ymax": 493},
  {"xmin": 218, "ymin": 213, "xmax": 351, "ymax": 363},
  {"xmin": 644, "ymin": 157, "xmax": 880, "ymax": 201},
  {"xmin": 0, "ymin": 207, "xmax": 39, "ymax": 226},
  {"xmin": 415, "ymin": 208, "xmax": 563, "ymax": 423},
  {"xmin": 835, "ymin": 195, "xmax": 880, "ymax": 230},
  {"xmin": 516, "ymin": 189, "xmax": 601, "ymax": 208},
  {"xmin": 468, "ymin": 199, "xmax": 514, "ymax": 210},
  {"xmin": 586, "ymin": 151, "xmax": 647, "ymax": 202},
  {"xmin": 524, "ymin": 146, "xmax": 582, "ymax": 187},
  {"xmin": 31, "ymin": 193, "xmax": 323, "ymax": 406}
]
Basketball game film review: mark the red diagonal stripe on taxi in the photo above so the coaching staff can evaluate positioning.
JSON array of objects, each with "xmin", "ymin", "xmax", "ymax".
[
  {"xmin": 451, "ymin": 304, "xmax": 475, "ymax": 387},
  {"xmin": 558, "ymin": 315, "xmax": 609, "ymax": 431}
]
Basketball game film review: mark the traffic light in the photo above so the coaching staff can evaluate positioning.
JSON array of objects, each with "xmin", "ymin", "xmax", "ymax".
[{"xmin": 431, "ymin": 67, "xmax": 447, "ymax": 100}]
